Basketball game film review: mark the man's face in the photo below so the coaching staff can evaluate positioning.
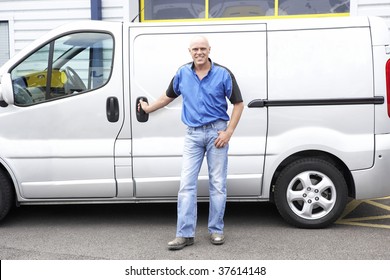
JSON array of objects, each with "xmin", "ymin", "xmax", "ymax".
[{"xmin": 189, "ymin": 37, "xmax": 210, "ymax": 67}]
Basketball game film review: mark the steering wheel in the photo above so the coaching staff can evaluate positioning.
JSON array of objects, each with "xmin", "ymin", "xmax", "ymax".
[
  {"xmin": 13, "ymin": 83, "xmax": 33, "ymax": 105},
  {"xmin": 63, "ymin": 66, "xmax": 86, "ymax": 94}
]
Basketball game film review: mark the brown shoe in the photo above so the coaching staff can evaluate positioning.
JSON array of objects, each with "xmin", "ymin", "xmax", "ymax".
[
  {"xmin": 210, "ymin": 233, "xmax": 225, "ymax": 245},
  {"xmin": 168, "ymin": 237, "xmax": 194, "ymax": 250}
]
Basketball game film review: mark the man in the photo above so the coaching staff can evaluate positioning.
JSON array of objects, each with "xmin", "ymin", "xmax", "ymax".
[{"xmin": 139, "ymin": 35, "xmax": 244, "ymax": 250}]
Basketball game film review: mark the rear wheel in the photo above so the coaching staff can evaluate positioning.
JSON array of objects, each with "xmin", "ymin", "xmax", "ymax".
[
  {"xmin": 0, "ymin": 170, "xmax": 14, "ymax": 222},
  {"xmin": 274, "ymin": 158, "xmax": 348, "ymax": 228}
]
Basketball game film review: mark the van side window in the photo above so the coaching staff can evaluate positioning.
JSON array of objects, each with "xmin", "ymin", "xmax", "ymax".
[
  {"xmin": 10, "ymin": 32, "xmax": 114, "ymax": 106},
  {"xmin": 141, "ymin": 0, "xmax": 350, "ymax": 21}
]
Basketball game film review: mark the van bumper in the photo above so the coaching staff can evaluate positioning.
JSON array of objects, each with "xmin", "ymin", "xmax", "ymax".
[{"xmin": 352, "ymin": 134, "xmax": 390, "ymax": 199}]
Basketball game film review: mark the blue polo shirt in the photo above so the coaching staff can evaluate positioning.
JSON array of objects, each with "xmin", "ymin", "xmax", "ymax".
[{"xmin": 166, "ymin": 59, "xmax": 243, "ymax": 127}]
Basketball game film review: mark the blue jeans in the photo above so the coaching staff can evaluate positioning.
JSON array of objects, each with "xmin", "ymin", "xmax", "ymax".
[{"xmin": 176, "ymin": 120, "xmax": 228, "ymax": 237}]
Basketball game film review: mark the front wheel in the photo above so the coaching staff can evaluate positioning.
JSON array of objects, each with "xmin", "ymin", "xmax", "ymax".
[{"xmin": 274, "ymin": 158, "xmax": 348, "ymax": 228}]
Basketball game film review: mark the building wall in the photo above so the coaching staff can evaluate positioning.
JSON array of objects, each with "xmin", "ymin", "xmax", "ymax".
[
  {"xmin": 0, "ymin": 21, "xmax": 10, "ymax": 66},
  {"xmin": 0, "ymin": 0, "xmax": 124, "ymax": 60}
]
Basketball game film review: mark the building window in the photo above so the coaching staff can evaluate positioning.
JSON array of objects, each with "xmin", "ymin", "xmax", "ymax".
[
  {"xmin": 0, "ymin": 21, "xmax": 10, "ymax": 67},
  {"xmin": 141, "ymin": 0, "xmax": 350, "ymax": 21}
]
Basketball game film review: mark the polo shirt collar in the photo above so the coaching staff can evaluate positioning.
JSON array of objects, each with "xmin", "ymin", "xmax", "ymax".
[{"xmin": 191, "ymin": 58, "xmax": 213, "ymax": 71}]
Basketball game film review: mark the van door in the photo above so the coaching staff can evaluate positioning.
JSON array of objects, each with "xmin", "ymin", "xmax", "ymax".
[
  {"xmin": 1, "ymin": 26, "xmax": 123, "ymax": 198},
  {"xmin": 129, "ymin": 23, "xmax": 267, "ymax": 199}
]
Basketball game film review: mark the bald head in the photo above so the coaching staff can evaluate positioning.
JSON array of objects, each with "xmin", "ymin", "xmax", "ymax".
[{"xmin": 189, "ymin": 35, "xmax": 210, "ymax": 49}]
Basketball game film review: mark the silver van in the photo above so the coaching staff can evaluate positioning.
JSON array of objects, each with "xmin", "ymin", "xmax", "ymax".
[{"xmin": 1, "ymin": 16, "xmax": 390, "ymax": 228}]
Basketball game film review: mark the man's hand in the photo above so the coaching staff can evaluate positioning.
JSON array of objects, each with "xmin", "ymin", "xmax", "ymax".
[
  {"xmin": 215, "ymin": 129, "xmax": 233, "ymax": 148},
  {"xmin": 138, "ymin": 99, "xmax": 150, "ymax": 114},
  {"xmin": 137, "ymin": 94, "xmax": 175, "ymax": 115}
]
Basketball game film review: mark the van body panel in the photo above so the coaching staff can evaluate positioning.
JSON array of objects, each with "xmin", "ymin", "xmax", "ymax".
[
  {"xmin": 268, "ymin": 27, "xmax": 374, "ymax": 100},
  {"xmin": 352, "ymin": 134, "xmax": 390, "ymax": 199},
  {"xmin": 265, "ymin": 24, "xmax": 376, "ymax": 173},
  {"xmin": 266, "ymin": 105, "xmax": 375, "ymax": 170},
  {"xmin": 0, "ymin": 90, "xmax": 123, "ymax": 199}
]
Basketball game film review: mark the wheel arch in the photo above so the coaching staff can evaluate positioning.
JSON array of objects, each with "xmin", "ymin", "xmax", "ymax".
[
  {"xmin": 0, "ymin": 160, "xmax": 18, "ymax": 205},
  {"xmin": 269, "ymin": 150, "xmax": 355, "ymax": 202}
]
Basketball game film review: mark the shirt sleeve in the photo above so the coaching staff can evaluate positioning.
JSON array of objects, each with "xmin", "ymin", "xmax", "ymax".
[
  {"xmin": 227, "ymin": 71, "xmax": 243, "ymax": 104},
  {"xmin": 166, "ymin": 77, "xmax": 179, "ymax": 98}
]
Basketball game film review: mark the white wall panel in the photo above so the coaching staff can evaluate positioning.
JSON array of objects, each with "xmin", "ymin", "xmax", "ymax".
[
  {"xmin": 0, "ymin": 21, "xmax": 10, "ymax": 65},
  {"xmin": 102, "ymin": 0, "xmax": 124, "ymax": 21}
]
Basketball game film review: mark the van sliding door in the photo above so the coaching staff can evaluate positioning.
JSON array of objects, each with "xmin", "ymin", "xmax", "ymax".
[{"xmin": 130, "ymin": 23, "xmax": 267, "ymax": 199}]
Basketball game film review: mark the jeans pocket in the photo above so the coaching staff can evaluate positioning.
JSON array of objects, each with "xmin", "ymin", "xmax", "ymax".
[{"xmin": 213, "ymin": 121, "xmax": 227, "ymax": 134}]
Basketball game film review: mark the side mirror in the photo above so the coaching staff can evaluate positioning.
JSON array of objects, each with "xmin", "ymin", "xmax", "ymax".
[
  {"xmin": 136, "ymin": 96, "xmax": 149, "ymax": 122},
  {"xmin": 0, "ymin": 73, "xmax": 14, "ymax": 105}
]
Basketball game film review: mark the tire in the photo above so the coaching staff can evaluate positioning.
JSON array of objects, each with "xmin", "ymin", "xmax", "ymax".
[
  {"xmin": 0, "ymin": 170, "xmax": 14, "ymax": 222},
  {"xmin": 274, "ymin": 158, "xmax": 348, "ymax": 229}
]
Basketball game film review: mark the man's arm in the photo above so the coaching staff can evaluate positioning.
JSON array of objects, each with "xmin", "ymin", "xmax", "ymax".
[
  {"xmin": 214, "ymin": 101, "xmax": 244, "ymax": 148},
  {"xmin": 139, "ymin": 93, "xmax": 175, "ymax": 114}
]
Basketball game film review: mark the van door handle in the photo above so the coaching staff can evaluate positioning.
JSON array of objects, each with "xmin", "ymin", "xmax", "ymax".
[
  {"xmin": 248, "ymin": 99, "xmax": 266, "ymax": 108},
  {"xmin": 106, "ymin": 96, "xmax": 119, "ymax": 122}
]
